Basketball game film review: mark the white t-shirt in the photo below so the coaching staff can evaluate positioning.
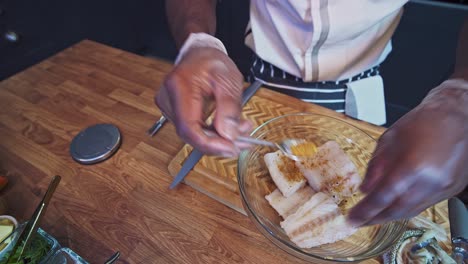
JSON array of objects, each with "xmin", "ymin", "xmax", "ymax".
[{"xmin": 245, "ymin": 0, "xmax": 408, "ymax": 82}]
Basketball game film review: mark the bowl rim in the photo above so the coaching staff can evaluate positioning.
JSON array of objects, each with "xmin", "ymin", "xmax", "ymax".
[
  {"xmin": 237, "ymin": 112, "xmax": 408, "ymax": 262},
  {"xmin": 247, "ymin": 112, "xmax": 376, "ymax": 141},
  {"xmin": 0, "ymin": 215, "xmax": 19, "ymax": 256},
  {"xmin": 0, "ymin": 215, "xmax": 18, "ymax": 228}
]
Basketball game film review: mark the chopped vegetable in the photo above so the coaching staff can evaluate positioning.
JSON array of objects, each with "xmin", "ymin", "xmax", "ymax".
[
  {"xmin": 0, "ymin": 225, "xmax": 14, "ymax": 244},
  {"xmin": 0, "ymin": 176, "xmax": 8, "ymax": 191},
  {"xmin": 0, "ymin": 219, "xmax": 15, "ymax": 251},
  {"xmin": 0, "ymin": 234, "xmax": 51, "ymax": 264}
]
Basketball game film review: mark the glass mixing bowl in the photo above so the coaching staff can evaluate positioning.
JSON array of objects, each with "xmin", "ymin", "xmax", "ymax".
[{"xmin": 237, "ymin": 113, "xmax": 407, "ymax": 263}]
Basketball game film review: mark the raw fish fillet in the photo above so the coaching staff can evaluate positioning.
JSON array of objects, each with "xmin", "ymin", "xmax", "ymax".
[
  {"xmin": 264, "ymin": 151, "xmax": 306, "ymax": 197},
  {"xmin": 265, "ymin": 186, "xmax": 316, "ymax": 219},
  {"xmin": 296, "ymin": 141, "xmax": 361, "ymax": 203},
  {"xmin": 280, "ymin": 192, "xmax": 357, "ymax": 248}
]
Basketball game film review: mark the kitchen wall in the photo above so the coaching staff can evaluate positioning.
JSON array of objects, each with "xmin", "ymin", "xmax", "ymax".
[{"xmin": 0, "ymin": 0, "xmax": 172, "ymax": 80}]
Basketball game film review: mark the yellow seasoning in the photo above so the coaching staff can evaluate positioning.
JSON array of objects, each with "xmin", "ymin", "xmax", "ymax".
[{"xmin": 290, "ymin": 142, "xmax": 317, "ymax": 157}]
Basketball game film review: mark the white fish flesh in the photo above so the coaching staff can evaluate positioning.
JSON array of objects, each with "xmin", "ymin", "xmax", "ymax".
[
  {"xmin": 280, "ymin": 192, "xmax": 357, "ymax": 248},
  {"xmin": 265, "ymin": 186, "xmax": 316, "ymax": 219},
  {"xmin": 296, "ymin": 141, "xmax": 361, "ymax": 203},
  {"xmin": 264, "ymin": 151, "xmax": 306, "ymax": 197}
]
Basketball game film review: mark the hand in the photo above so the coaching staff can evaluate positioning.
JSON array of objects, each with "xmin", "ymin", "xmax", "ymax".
[
  {"xmin": 156, "ymin": 47, "xmax": 252, "ymax": 156},
  {"xmin": 349, "ymin": 80, "xmax": 468, "ymax": 226}
]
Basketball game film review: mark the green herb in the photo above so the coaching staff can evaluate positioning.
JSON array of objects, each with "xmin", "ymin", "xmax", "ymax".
[{"xmin": 1, "ymin": 234, "xmax": 51, "ymax": 264}]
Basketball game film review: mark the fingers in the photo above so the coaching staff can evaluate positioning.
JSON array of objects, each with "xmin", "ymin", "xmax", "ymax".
[
  {"xmin": 348, "ymin": 162, "xmax": 415, "ymax": 226},
  {"xmin": 179, "ymin": 121, "xmax": 238, "ymax": 156},
  {"xmin": 349, "ymin": 129, "xmax": 403, "ymax": 226},
  {"xmin": 212, "ymin": 72, "xmax": 243, "ymax": 141},
  {"xmin": 155, "ymin": 48, "xmax": 250, "ymax": 157},
  {"xmin": 201, "ymin": 119, "xmax": 254, "ymax": 154},
  {"xmin": 349, "ymin": 97, "xmax": 468, "ymax": 226},
  {"xmin": 155, "ymin": 79, "xmax": 175, "ymax": 122},
  {"xmin": 362, "ymin": 183, "xmax": 433, "ymax": 225},
  {"xmin": 234, "ymin": 120, "xmax": 254, "ymax": 150},
  {"xmin": 175, "ymin": 87, "xmax": 239, "ymax": 156},
  {"xmin": 238, "ymin": 120, "xmax": 253, "ymax": 136},
  {"xmin": 360, "ymin": 145, "xmax": 389, "ymax": 193},
  {"xmin": 160, "ymin": 72, "xmax": 237, "ymax": 156},
  {"xmin": 360, "ymin": 133, "xmax": 395, "ymax": 193}
]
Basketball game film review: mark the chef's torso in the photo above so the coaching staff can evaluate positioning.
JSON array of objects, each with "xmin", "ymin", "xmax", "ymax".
[{"xmin": 245, "ymin": 0, "xmax": 408, "ymax": 82}]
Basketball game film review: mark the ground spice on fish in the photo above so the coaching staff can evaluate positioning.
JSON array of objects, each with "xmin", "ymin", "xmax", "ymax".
[
  {"xmin": 277, "ymin": 154, "xmax": 304, "ymax": 183},
  {"xmin": 323, "ymin": 175, "xmax": 345, "ymax": 193}
]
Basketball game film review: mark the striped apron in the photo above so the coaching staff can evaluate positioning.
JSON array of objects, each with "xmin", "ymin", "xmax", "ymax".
[{"xmin": 247, "ymin": 55, "xmax": 381, "ymax": 113}]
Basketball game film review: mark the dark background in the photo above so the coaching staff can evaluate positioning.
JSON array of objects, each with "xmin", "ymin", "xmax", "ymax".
[{"xmin": 0, "ymin": 0, "xmax": 467, "ymax": 126}]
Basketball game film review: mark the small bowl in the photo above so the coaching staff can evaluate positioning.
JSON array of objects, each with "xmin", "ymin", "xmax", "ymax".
[
  {"xmin": 0, "ymin": 215, "xmax": 18, "ymax": 229},
  {"xmin": 237, "ymin": 113, "xmax": 408, "ymax": 263},
  {"xmin": 0, "ymin": 215, "xmax": 18, "ymax": 255},
  {"xmin": 49, "ymin": 247, "xmax": 89, "ymax": 264},
  {"xmin": 0, "ymin": 221, "xmax": 60, "ymax": 263}
]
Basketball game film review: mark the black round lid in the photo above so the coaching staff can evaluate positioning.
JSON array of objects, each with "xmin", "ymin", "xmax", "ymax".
[{"xmin": 70, "ymin": 124, "xmax": 121, "ymax": 165}]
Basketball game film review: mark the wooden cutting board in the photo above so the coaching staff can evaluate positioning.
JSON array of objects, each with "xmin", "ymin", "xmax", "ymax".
[
  {"xmin": 168, "ymin": 87, "xmax": 451, "ymax": 254},
  {"xmin": 168, "ymin": 87, "xmax": 385, "ymax": 213}
]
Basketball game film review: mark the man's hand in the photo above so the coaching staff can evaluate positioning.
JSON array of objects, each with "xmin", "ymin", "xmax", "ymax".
[
  {"xmin": 156, "ymin": 47, "xmax": 251, "ymax": 156},
  {"xmin": 349, "ymin": 80, "xmax": 468, "ymax": 226}
]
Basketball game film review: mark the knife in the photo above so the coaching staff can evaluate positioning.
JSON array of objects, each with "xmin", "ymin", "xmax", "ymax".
[
  {"xmin": 147, "ymin": 116, "xmax": 167, "ymax": 137},
  {"xmin": 448, "ymin": 197, "xmax": 468, "ymax": 263},
  {"xmin": 169, "ymin": 80, "xmax": 263, "ymax": 189}
]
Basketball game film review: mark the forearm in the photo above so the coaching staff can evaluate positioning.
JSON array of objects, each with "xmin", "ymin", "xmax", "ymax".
[
  {"xmin": 451, "ymin": 19, "xmax": 468, "ymax": 80},
  {"xmin": 165, "ymin": 0, "xmax": 217, "ymax": 49}
]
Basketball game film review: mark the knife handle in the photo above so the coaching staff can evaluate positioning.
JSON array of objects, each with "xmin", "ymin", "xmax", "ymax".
[
  {"xmin": 448, "ymin": 197, "xmax": 468, "ymax": 261},
  {"xmin": 169, "ymin": 81, "xmax": 262, "ymax": 189},
  {"xmin": 451, "ymin": 238, "xmax": 468, "ymax": 262},
  {"xmin": 449, "ymin": 197, "xmax": 468, "ymax": 240},
  {"xmin": 147, "ymin": 116, "xmax": 167, "ymax": 137}
]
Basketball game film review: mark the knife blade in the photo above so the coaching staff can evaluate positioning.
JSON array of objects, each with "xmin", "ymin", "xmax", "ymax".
[
  {"xmin": 448, "ymin": 197, "xmax": 468, "ymax": 263},
  {"xmin": 169, "ymin": 80, "xmax": 263, "ymax": 189}
]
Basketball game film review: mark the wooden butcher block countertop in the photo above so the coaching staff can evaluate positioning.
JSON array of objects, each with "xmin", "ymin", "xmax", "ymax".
[{"xmin": 0, "ymin": 40, "xmax": 449, "ymax": 263}]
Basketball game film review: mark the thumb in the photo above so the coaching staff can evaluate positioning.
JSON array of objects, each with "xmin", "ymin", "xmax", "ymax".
[
  {"xmin": 212, "ymin": 75, "xmax": 243, "ymax": 141},
  {"xmin": 360, "ymin": 135, "xmax": 394, "ymax": 192}
]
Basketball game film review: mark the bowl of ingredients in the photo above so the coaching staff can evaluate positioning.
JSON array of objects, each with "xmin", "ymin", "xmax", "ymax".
[
  {"xmin": 0, "ymin": 215, "xmax": 18, "ymax": 255},
  {"xmin": 0, "ymin": 221, "xmax": 59, "ymax": 264},
  {"xmin": 237, "ymin": 113, "xmax": 408, "ymax": 262}
]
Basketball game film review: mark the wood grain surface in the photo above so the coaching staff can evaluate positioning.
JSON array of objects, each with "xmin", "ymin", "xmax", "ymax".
[
  {"xmin": 168, "ymin": 90, "xmax": 385, "ymax": 215},
  {"xmin": 0, "ymin": 40, "xmax": 449, "ymax": 264},
  {"xmin": 167, "ymin": 83, "xmax": 452, "ymax": 261}
]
